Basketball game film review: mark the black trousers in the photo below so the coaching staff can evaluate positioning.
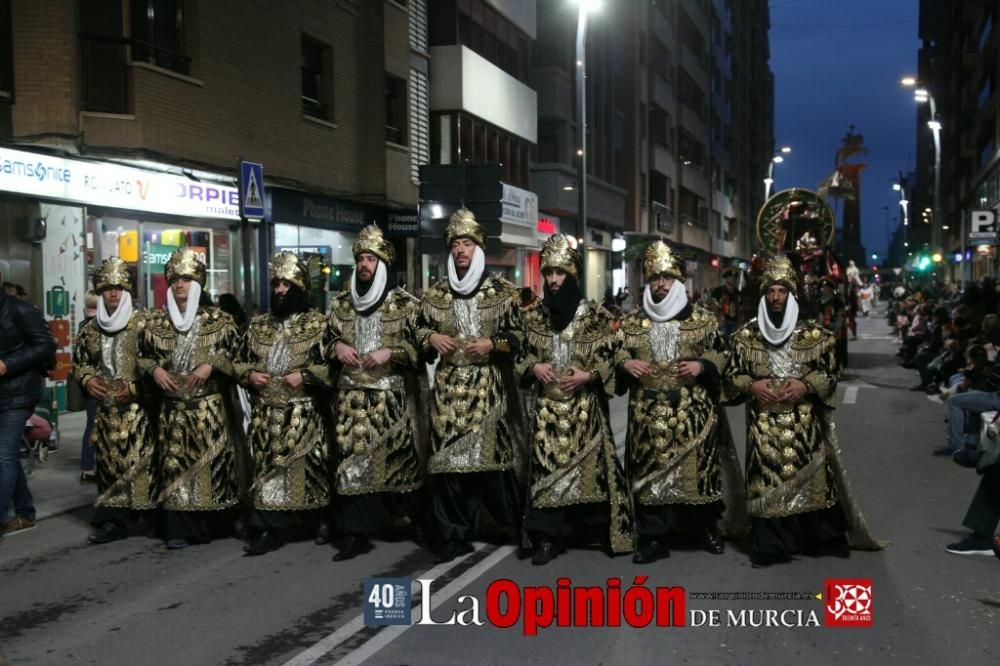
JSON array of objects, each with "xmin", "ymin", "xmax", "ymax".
[
  {"xmin": 429, "ymin": 470, "xmax": 522, "ymax": 544},
  {"xmin": 90, "ymin": 505, "xmax": 130, "ymax": 529},
  {"xmin": 752, "ymin": 504, "xmax": 847, "ymax": 558},
  {"xmin": 634, "ymin": 501, "xmax": 724, "ymax": 539},
  {"xmin": 963, "ymin": 465, "xmax": 1000, "ymax": 538},
  {"xmin": 525, "ymin": 501, "xmax": 608, "ymax": 545},
  {"xmin": 336, "ymin": 489, "xmax": 428, "ymax": 537},
  {"xmin": 163, "ymin": 508, "xmax": 236, "ymax": 542}
]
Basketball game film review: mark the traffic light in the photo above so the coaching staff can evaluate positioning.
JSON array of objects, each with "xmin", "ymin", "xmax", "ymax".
[
  {"xmin": 709, "ymin": 256, "xmax": 721, "ymax": 268},
  {"xmin": 916, "ymin": 254, "xmax": 931, "ymax": 271}
]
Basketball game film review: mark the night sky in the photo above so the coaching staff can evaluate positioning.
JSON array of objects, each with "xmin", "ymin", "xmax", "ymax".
[{"xmin": 769, "ymin": 0, "xmax": 920, "ymax": 263}]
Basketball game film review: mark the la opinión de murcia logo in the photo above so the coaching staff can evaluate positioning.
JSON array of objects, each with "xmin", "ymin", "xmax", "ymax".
[
  {"xmin": 363, "ymin": 576, "xmax": 873, "ymax": 632},
  {"xmin": 824, "ymin": 578, "xmax": 873, "ymax": 627}
]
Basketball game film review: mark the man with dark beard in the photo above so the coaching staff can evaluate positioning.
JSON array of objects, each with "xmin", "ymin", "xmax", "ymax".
[
  {"xmin": 711, "ymin": 268, "xmax": 741, "ymax": 337},
  {"xmin": 725, "ymin": 256, "xmax": 882, "ymax": 567},
  {"xmin": 233, "ymin": 252, "xmax": 331, "ymax": 555},
  {"xmin": 616, "ymin": 241, "xmax": 733, "ymax": 563},
  {"xmin": 140, "ymin": 248, "xmax": 241, "ymax": 549},
  {"xmin": 326, "ymin": 225, "xmax": 426, "ymax": 561},
  {"xmin": 515, "ymin": 234, "xmax": 632, "ymax": 565},
  {"xmin": 415, "ymin": 210, "xmax": 526, "ymax": 562},
  {"xmin": 73, "ymin": 258, "xmax": 155, "ymax": 544}
]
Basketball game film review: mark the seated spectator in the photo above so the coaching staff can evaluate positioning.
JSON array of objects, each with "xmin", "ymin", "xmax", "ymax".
[{"xmin": 936, "ymin": 357, "xmax": 1000, "ymax": 458}]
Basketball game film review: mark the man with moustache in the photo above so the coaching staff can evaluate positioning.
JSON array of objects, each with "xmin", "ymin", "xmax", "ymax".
[
  {"xmin": 616, "ymin": 241, "xmax": 731, "ymax": 564},
  {"xmin": 725, "ymin": 256, "xmax": 882, "ymax": 567},
  {"xmin": 235, "ymin": 251, "xmax": 331, "ymax": 555},
  {"xmin": 73, "ymin": 258, "xmax": 156, "ymax": 544},
  {"xmin": 326, "ymin": 225, "xmax": 426, "ymax": 561},
  {"xmin": 139, "ymin": 248, "xmax": 241, "ymax": 549},
  {"xmin": 516, "ymin": 234, "xmax": 632, "ymax": 565},
  {"xmin": 415, "ymin": 209, "xmax": 525, "ymax": 562}
]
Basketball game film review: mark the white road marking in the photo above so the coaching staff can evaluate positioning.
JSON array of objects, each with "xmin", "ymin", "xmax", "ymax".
[
  {"xmin": 843, "ymin": 386, "xmax": 858, "ymax": 404},
  {"xmin": 282, "ymin": 544, "xmax": 493, "ymax": 666},
  {"xmin": 332, "ymin": 545, "xmax": 516, "ymax": 666}
]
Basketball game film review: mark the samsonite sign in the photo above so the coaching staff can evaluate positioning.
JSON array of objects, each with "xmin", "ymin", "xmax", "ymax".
[{"xmin": 0, "ymin": 147, "xmax": 239, "ymax": 220}]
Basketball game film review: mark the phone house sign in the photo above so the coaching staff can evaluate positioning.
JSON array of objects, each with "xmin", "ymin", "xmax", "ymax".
[{"xmin": 0, "ymin": 147, "xmax": 240, "ymax": 220}]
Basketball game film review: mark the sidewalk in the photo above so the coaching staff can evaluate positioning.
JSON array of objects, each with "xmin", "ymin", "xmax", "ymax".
[{"xmin": 22, "ymin": 410, "xmax": 96, "ymax": 521}]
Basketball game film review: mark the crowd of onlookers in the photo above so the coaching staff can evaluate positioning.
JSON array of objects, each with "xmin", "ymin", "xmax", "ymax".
[{"xmin": 889, "ymin": 277, "xmax": 1000, "ymax": 558}]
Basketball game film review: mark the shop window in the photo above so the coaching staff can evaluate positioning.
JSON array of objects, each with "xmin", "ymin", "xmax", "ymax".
[
  {"xmin": 385, "ymin": 73, "xmax": 407, "ymax": 145},
  {"xmin": 129, "ymin": 0, "xmax": 190, "ymax": 75},
  {"xmin": 302, "ymin": 34, "xmax": 333, "ymax": 120}
]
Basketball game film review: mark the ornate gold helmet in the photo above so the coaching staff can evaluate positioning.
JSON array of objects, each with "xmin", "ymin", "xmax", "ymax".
[
  {"xmin": 94, "ymin": 256, "xmax": 133, "ymax": 292},
  {"xmin": 268, "ymin": 251, "xmax": 309, "ymax": 290},
  {"xmin": 540, "ymin": 234, "xmax": 580, "ymax": 277},
  {"xmin": 352, "ymin": 224, "xmax": 395, "ymax": 266},
  {"xmin": 445, "ymin": 209, "xmax": 487, "ymax": 248},
  {"xmin": 642, "ymin": 240, "xmax": 686, "ymax": 281},
  {"xmin": 164, "ymin": 247, "xmax": 206, "ymax": 286},
  {"xmin": 761, "ymin": 255, "xmax": 798, "ymax": 295}
]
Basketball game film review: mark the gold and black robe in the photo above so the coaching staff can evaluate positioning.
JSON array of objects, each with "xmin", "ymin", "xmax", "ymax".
[
  {"xmin": 73, "ymin": 314, "xmax": 155, "ymax": 512},
  {"xmin": 516, "ymin": 300, "xmax": 633, "ymax": 554},
  {"xmin": 725, "ymin": 318, "xmax": 882, "ymax": 551},
  {"xmin": 140, "ymin": 307, "xmax": 241, "ymax": 514},
  {"xmin": 616, "ymin": 305, "xmax": 729, "ymax": 508},
  {"xmin": 414, "ymin": 275, "xmax": 525, "ymax": 475},
  {"xmin": 327, "ymin": 288, "xmax": 424, "ymax": 496},
  {"xmin": 235, "ymin": 310, "xmax": 331, "ymax": 511}
]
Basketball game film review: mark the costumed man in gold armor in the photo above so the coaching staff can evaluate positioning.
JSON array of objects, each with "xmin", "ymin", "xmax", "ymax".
[
  {"xmin": 616, "ymin": 241, "xmax": 730, "ymax": 564},
  {"xmin": 415, "ymin": 210, "xmax": 525, "ymax": 562},
  {"xmin": 140, "ymin": 248, "xmax": 241, "ymax": 549},
  {"xmin": 327, "ymin": 225, "xmax": 426, "ymax": 561},
  {"xmin": 73, "ymin": 258, "xmax": 155, "ymax": 544},
  {"xmin": 516, "ymin": 234, "xmax": 633, "ymax": 565},
  {"xmin": 235, "ymin": 251, "xmax": 331, "ymax": 556},
  {"xmin": 725, "ymin": 256, "xmax": 882, "ymax": 567}
]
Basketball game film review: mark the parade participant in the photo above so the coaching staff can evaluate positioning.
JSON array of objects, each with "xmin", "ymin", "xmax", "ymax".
[
  {"xmin": 234, "ymin": 251, "xmax": 331, "ymax": 556},
  {"xmin": 327, "ymin": 225, "xmax": 427, "ymax": 561},
  {"xmin": 415, "ymin": 209, "xmax": 525, "ymax": 562},
  {"xmin": 140, "ymin": 248, "xmax": 241, "ymax": 549},
  {"xmin": 711, "ymin": 267, "xmax": 741, "ymax": 337},
  {"xmin": 516, "ymin": 234, "xmax": 632, "ymax": 565},
  {"xmin": 818, "ymin": 276, "xmax": 848, "ymax": 367},
  {"xmin": 725, "ymin": 256, "xmax": 881, "ymax": 567},
  {"xmin": 72, "ymin": 258, "xmax": 155, "ymax": 544},
  {"xmin": 616, "ymin": 241, "xmax": 730, "ymax": 563}
]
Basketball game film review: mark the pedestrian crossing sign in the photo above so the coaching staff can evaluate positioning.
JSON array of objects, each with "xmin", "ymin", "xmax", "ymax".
[{"xmin": 240, "ymin": 161, "xmax": 265, "ymax": 219}]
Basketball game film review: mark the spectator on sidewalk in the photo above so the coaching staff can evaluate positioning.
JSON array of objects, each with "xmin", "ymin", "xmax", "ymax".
[
  {"xmin": 945, "ymin": 464, "xmax": 1000, "ymax": 556},
  {"xmin": 936, "ymin": 359, "xmax": 1000, "ymax": 458},
  {"xmin": 0, "ymin": 289, "xmax": 57, "ymax": 544}
]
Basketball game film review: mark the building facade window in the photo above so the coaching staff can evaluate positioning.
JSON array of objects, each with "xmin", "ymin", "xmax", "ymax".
[
  {"xmin": 385, "ymin": 73, "xmax": 408, "ymax": 145},
  {"xmin": 432, "ymin": 111, "xmax": 531, "ymax": 188},
  {"xmin": 129, "ymin": 0, "xmax": 190, "ymax": 75},
  {"xmin": 0, "ymin": 0, "xmax": 12, "ymax": 96},
  {"xmin": 301, "ymin": 35, "xmax": 332, "ymax": 120},
  {"xmin": 450, "ymin": 0, "xmax": 532, "ymax": 83},
  {"xmin": 79, "ymin": 0, "xmax": 128, "ymax": 113}
]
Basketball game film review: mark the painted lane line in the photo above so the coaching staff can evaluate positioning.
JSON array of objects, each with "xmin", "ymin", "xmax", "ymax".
[
  {"xmin": 281, "ymin": 545, "xmax": 489, "ymax": 666},
  {"xmin": 843, "ymin": 385, "xmax": 858, "ymax": 405},
  {"xmin": 332, "ymin": 545, "xmax": 517, "ymax": 666}
]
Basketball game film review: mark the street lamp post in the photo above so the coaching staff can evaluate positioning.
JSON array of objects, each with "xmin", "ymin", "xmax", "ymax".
[
  {"xmin": 894, "ymin": 181, "xmax": 910, "ymax": 265},
  {"xmin": 763, "ymin": 146, "xmax": 791, "ymax": 200},
  {"xmin": 575, "ymin": 0, "xmax": 602, "ymax": 298},
  {"xmin": 902, "ymin": 78, "xmax": 943, "ymax": 255}
]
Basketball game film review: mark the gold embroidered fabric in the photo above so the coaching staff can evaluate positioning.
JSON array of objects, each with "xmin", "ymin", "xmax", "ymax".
[
  {"xmin": 515, "ymin": 300, "xmax": 633, "ymax": 554},
  {"xmin": 616, "ymin": 305, "xmax": 731, "ymax": 506},
  {"xmin": 415, "ymin": 276, "xmax": 526, "ymax": 475},
  {"xmin": 235, "ymin": 310, "xmax": 331, "ymax": 510},
  {"xmin": 328, "ymin": 288, "xmax": 426, "ymax": 494},
  {"xmin": 73, "ymin": 316, "xmax": 155, "ymax": 509}
]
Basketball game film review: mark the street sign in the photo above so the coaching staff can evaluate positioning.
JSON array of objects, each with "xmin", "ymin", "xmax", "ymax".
[
  {"xmin": 969, "ymin": 209, "xmax": 997, "ymax": 245},
  {"xmin": 239, "ymin": 161, "xmax": 265, "ymax": 219}
]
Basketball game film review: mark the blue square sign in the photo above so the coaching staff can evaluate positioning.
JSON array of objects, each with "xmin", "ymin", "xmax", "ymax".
[
  {"xmin": 239, "ymin": 161, "xmax": 265, "ymax": 219},
  {"xmin": 363, "ymin": 577, "xmax": 412, "ymax": 626}
]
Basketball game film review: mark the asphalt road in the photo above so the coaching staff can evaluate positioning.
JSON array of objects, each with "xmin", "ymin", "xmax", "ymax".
[{"xmin": 1, "ymin": 307, "xmax": 996, "ymax": 666}]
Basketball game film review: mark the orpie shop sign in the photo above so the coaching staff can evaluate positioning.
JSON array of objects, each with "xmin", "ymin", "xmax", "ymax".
[{"xmin": 0, "ymin": 147, "xmax": 240, "ymax": 220}]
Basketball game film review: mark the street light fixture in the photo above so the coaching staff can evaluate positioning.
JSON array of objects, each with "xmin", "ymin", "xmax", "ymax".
[
  {"xmin": 902, "ymin": 76, "xmax": 943, "ymax": 255},
  {"xmin": 764, "ymin": 146, "xmax": 792, "ymax": 199},
  {"xmin": 573, "ymin": 0, "xmax": 603, "ymax": 298}
]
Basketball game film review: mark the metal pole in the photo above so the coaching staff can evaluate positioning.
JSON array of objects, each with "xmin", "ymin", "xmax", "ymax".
[
  {"xmin": 960, "ymin": 208, "xmax": 967, "ymax": 288},
  {"xmin": 576, "ymin": 7, "xmax": 589, "ymax": 298},
  {"xmin": 929, "ymin": 95, "xmax": 942, "ymax": 255}
]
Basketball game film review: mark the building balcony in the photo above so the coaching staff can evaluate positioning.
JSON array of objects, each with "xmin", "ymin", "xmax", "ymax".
[
  {"xmin": 531, "ymin": 163, "xmax": 626, "ymax": 229},
  {"xmin": 430, "ymin": 45, "xmax": 537, "ymax": 144}
]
